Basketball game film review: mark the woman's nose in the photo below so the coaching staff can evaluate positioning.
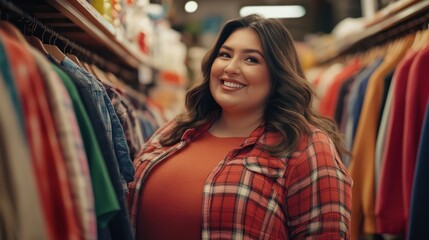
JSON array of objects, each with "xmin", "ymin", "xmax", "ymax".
[{"xmin": 224, "ymin": 59, "xmax": 240, "ymax": 75}]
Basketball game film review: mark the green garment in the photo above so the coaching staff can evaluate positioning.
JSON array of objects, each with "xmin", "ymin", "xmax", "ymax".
[{"xmin": 52, "ymin": 64, "xmax": 120, "ymax": 228}]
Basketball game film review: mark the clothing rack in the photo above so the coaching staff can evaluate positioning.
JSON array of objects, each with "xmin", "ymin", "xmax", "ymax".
[
  {"xmin": 0, "ymin": 0, "xmax": 138, "ymax": 84},
  {"xmin": 317, "ymin": 1, "xmax": 429, "ymax": 64}
]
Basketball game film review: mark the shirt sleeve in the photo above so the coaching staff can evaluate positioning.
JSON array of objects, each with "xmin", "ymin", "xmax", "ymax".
[{"xmin": 284, "ymin": 131, "xmax": 352, "ymax": 239}]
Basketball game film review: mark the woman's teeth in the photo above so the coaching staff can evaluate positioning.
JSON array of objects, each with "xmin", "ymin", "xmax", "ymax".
[{"xmin": 223, "ymin": 81, "xmax": 245, "ymax": 88}]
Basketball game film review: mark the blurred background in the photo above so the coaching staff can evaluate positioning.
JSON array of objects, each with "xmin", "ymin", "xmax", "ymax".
[{"xmin": 167, "ymin": 0, "xmax": 359, "ymax": 43}]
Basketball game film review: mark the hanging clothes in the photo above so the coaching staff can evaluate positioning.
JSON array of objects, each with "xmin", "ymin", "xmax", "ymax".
[
  {"xmin": 319, "ymin": 58, "xmax": 362, "ymax": 119},
  {"xmin": 407, "ymin": 99, "xmax": 429, "ymax": 239},
  {"xmin": 334, "ymin": 72, "xmax": 360, "ymax": 131},
  {"xmin": 0, "ymin": 73, "xmax": 48, "ymax": 240},
  {"xmin": 375, "ymin": 50, "xmax": 419, "ymax": 235},
  {"xmin": 57, "ymin": 56, "xmax": 133, "ymax": 239},
  {"xmin": 310, "ymin": 28, "xmax": 429, "ymax": 239},
  {"xmin": 350, "ymin": 35, "xmax": 414, "ymax": 238},
  {"xmin": 104, "ymin": 85, "xmax": 145, "ymax": 160},
  {"xmin": 0, "ymin": 25, "xmax": 81, "ymax": 240},
  {"xmin": 342, "ymin": 57, "xmax": 384, "ymax": 166},
  {"xmin": 402, "ymin": 44, "xmax": 429, "ymax": 218},
  {"xmin": 30, "ymin": 46, "xmax": 98, "ymax": 240},
  {"xmin": 60, "ymin": 57, "xmax": 134, "ymax": 188},
  {"xmin": 0, "ymin": 0, "xmax": 170, "ymax": 238},
  {"xmin": 374, "ymin": 71, "xmax": 394, "ymax": 193},
  {"xmin": 50, "ymin": 62, "xmax": 119, "ymax": 233}
]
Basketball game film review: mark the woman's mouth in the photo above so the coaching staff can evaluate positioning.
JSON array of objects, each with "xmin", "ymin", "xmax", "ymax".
[{"xmin": 222, "ymin": 80, "xmax": 246, "ymax": 89}]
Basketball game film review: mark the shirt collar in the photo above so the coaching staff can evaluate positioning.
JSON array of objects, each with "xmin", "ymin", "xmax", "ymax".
[
  {"xmin": 178, "ymin": 121, "xmax": 287, "ymax": 178},
  {"xmin": 180, "ymin": 121, "xmax": 267, "ymax": 147},
  {"xmin": 180, "ymin": 122, "xmax": 212, "ymax": 142}
]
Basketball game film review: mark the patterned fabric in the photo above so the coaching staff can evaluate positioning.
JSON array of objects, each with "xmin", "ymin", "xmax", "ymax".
[
  {"xmin": 0, "ymin": 30, "xmax": 81, "ymax": 240},
  {"xmin": 31, "ymin": 48, "xmax": 96, "ymax": 240},
  {"xmin": 92, "ymin": 80, "xmax": 134, "ymax": 186},
  {"xmin": 60, "ymin": 59, "xmax": 133, "ymax": 239},
  {"xmin": 62, "ymin": 57, "xmax": 134, "ymax": 191},
  {"xmin": 121, "ymin": 96, "xmax": 146, "ymax": 154},
  {"xmin": 49, "ymin": 57, "xmax": 120, "ymax": 230},
  {"xmin": 128, "ymin": 120, "xmax": 352, "ymax": 239},
  {"xmin": 0, "ymin": 65, "xmax": 47, "ymax": 240},
  {"xmin": 105, "ymin": 85, "xmax": 141, "ymax": 160}
]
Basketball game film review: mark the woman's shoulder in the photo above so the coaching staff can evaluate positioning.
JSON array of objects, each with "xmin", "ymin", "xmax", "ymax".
[
  {"xmin": 273, "ymin": 124, "xmax": 331, "ymax": 149},
  {"xmin": 279, "ymin": 125, "xmax": 339, "ymax": 162},
  {"xmin": 261, "ymin": 125, "xmax": 335, "ymax": 154},
  {"xmin": 296, "ymin": 126, "xmax": 349, "ymax": 174},
  {"xmin": 307, "ymin": 125, "xmax": 335, "ymax": 146}
]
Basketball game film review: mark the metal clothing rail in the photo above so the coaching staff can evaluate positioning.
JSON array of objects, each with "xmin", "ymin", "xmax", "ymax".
[
  {"xmin": 318, "ymin": 0, "xmax": 429, "ymax": 64},
  {"xmin": 0, "ymin": 0, "xmax": 122, "ymax": 78}
]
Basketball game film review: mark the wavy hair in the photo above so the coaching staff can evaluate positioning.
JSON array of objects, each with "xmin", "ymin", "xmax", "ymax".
[{"xmin": 160, "ymin": 14, "xmax": 347, "ymax": 157}]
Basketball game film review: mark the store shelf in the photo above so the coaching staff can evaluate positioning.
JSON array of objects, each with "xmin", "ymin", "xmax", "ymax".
[
  {"xmin": 44, "ymin": 0, "xmax": 159, "ymax": 70},
  {"xmin": 317, "ymin": 0, "xmax": 429, "ymax": 64}
]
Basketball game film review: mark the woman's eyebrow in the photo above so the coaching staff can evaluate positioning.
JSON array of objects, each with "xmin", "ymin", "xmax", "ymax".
[{"xmin": 221, "ymin": 45, "xmax": 264, "ymax": 57}]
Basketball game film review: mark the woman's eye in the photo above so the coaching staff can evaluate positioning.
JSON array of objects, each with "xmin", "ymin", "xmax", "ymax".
[
  {"xmin": 218, "ymin": 52, "xmax": 231, "ymax": 58},
  {"xmin": 246, "ymin": 57, "xmax": 258, "ymax": 63}
]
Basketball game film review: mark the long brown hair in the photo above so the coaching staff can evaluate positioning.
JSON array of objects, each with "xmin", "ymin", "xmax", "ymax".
[{"xmin": 160, "ymin": 14, "xmax": 347, "ymax": 157}]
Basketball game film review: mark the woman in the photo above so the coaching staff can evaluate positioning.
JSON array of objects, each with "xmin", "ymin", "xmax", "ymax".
[{"xmin": 127, "ymin": 14, "xmax": 352, "ymax": 239}]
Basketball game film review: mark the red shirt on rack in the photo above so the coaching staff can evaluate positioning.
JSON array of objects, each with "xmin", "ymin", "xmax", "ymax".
[{"xmin": 0, "ymin": 26, "xmax": 81, "ymax": 240}]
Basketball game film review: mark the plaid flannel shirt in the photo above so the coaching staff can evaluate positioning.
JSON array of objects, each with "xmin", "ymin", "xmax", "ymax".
[{"xmin": 127, "ymin": 120, "xmax": 352, "ymax": 239}]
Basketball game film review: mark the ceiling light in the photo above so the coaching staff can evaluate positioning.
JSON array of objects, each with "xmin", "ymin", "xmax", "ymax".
[
  {"xmin": 185, "ymin": 1, "xmax": 198, "ymax": 13},
  {"xmin": 239, "ymin": 5, "xmax": 306, "ymax": 19}
]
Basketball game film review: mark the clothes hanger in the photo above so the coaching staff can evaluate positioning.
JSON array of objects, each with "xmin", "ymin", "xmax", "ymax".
[
  {"xmin": 375, "ymin": 42, "xmax": 388, "ymax": 60},
  {"xmin": 396, "ymin": 33, "xmax": 415, "ymax": 57},
  {"xmin": 64, "ymin": 40, "xmax": 85, "ymax": 68},
  {"xmin": 410, "ymin": 30, "xmax": 421, "ymax": 51},
  {"xmin": 66, "ymin": 53, "xmax": 84, "ymax": 67},
  {"xmin": 417, "ymin": 27, "xmax": 429, "ymax": 50},
  {"xmin": 64, "ymin": 39, "xmax": 86, "ymax": 68},
  {"xmin": 422, "ymin": 28, "xmax": 429, "ymax": 49},
  {"xmin": 385, "ymin": 39, "xmax": 395, "ymax": 60},
  {"xmin": 387, "ymin": 34, "xmax": 414, "ymax": 63},
  {"xmin": 106, "ymin": 72, "xmax": 125, "ymax": 90},
  {"xmin": 67, "ymin": 54, "xmax": 82, "ymax": 65},
  {"xmin": 25, "ymin": 18, "xmax": 48, "ymax": 55},
  {"xmin": 78, "ymin": 50, "xmax": 96, "ymax": 74},
  {"xmin": 388, "ymin": 37, "xmax": 402, "ymax": 61},
  {"xmin": 82, "ymin": 53, "xmax": 110, "ymax": 84},
  {"xmin": 81, "ymin": 61, "xmax": 95, "ymax": 74},
  {"xmin": 43, "ymin": 30, "xmax": 65, "ymax": 62},
  {"xmin": 81, "ymin": 55, "xmax": 95, "ymax": 74},
  {"xmin": 90, "ymin": 62, "xmax": 114, "ymax": 85},
  {"xmin": 361, "ymin": 45, "xmax": 377, "ymax": 66},
  {"xmin": 73, "ymin": 50, "xmax": 110, "ymax": 85}
]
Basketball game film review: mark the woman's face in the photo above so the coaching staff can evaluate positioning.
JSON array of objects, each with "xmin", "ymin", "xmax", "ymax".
[{"xmin": 210, "ymin": 28, "xmax": 271, "ymax": 117}]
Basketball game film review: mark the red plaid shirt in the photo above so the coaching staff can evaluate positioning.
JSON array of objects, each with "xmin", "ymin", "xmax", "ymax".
[{"xmin": 127, "ymin": 121, "xmax": 352, "ymax": 239}]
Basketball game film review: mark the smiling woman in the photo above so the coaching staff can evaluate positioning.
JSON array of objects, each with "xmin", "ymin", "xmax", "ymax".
[
  {"xmin": 209, "ymin": 28, "xmax": 271, "ymax": 130},
  {"xmin": 127, "ymin": 14, "xmax": 352, "ymax": 240}
]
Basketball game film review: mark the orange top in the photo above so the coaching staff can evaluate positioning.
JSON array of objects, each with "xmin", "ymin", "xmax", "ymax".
[{"xmin": 136, "ymin": 132, "xmax": 245, "ymax": 240}]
